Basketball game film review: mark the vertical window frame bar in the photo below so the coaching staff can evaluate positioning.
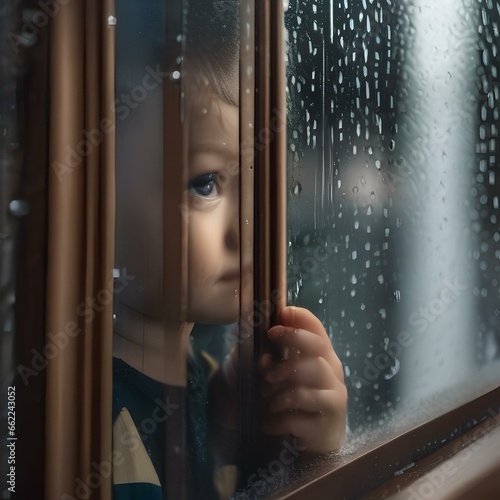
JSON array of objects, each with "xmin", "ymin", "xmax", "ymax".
[
  {"xmin": 163, "ymin": 1, "xmax": 188, "ymax": 499},
  {"xmin": 253, "ymin": 0, "xmax": 287, "ymax": 369},
  {"xmin": 245, "ymin": 0, "xmax": 288, "ymax": 466}
]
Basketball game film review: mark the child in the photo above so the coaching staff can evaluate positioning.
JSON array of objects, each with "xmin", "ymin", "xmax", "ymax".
[{"xmin": 112, "ymin": 1, "xmax": 347, "ymax": 498}]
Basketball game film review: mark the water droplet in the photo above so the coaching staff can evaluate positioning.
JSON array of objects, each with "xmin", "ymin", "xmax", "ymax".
[
  {"xmin": 9, "ymin": 200, "xmax": 30, "ymax": 217},
  {"xmin": 170, "ymin": 70, "xmax": 181, "ymax": 81}
]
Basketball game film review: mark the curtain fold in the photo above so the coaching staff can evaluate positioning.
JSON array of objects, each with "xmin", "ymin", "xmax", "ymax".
[{"xmin": 45, "ymin": 1, "xmax": 115, "ymax": 498}]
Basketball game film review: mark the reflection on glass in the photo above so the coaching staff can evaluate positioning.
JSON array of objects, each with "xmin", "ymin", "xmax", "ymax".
[
  {"xmin": 114, "ymin": 1, "xmax": 350, "ymax": 498},
  {"xmin": 112, "ymin": 1, "xmax": 240, "ymax": 498},
  {"xmin": 286, "ymin": 0, "xmax": 500, "ymax": 440}
]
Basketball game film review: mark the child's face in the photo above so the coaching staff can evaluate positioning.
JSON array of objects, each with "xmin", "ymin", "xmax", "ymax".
[{"xmin": 186, "ymin": 93, "xmax": 241, "ymax": 324}]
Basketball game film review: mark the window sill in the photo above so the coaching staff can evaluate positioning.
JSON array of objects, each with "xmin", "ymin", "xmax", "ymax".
[
  {"xmin": 266, "ymin": 385, "xmax": 500, "ymax": 499},
  {"xmin": 364, "ymin": 413, "xmax": 500, "ymax": 499}
]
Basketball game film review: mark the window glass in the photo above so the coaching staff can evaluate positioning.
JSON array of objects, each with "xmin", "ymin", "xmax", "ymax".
[
  {"xmin": 113, "ymin": 2, "xmax": 174, "ymax": 496},
  {"xmin": 286, "ymin": 0, "xmax": 500, "ymax": 440},
  {"xmin": 113, "ymin": 1, "xmax": 241, "ymax": 498},
  {"xmin": 112, "ymin": 0, "xmax": 500, "ymax": 497}
]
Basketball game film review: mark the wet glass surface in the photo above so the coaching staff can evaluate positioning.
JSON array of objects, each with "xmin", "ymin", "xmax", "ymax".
[
  {"xmin": 113, "ymin": 1, "xmax": 240, "ymax": 498},
  {"xmin": 113, "ymin": 0, "xmax": 500, "ymax": 497},
  {"xmin": 285, "ymin": 0, "xmax": 500, "ymax": 437}
]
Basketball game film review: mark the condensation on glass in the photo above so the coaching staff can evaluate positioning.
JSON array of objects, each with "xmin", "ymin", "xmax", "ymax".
[{"xmin": 285, "ymin": 0, "xmax": 500, "ymax": 438}]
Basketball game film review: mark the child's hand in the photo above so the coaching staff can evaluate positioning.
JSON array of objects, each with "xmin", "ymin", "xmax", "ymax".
[{"xmin": 260, "ymin": 306, "xmax": 347, "ymax": 454}]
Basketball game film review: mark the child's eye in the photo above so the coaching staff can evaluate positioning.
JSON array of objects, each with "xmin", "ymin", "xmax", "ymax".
[{"xmin": 188, "ymin": 173, "xmax": 218, "ymax": 197}]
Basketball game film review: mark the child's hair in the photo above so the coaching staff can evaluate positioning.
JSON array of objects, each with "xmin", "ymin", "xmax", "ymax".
[{"xmin": 184, "ymin": 0, "xmax": 239, "ymax": 106}]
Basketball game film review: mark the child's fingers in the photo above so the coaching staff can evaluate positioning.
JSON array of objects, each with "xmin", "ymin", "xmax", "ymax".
[
  {"xmin": 260, "ymin": 352, "xmax": 273, "ymax": 369},
  {"xmin": 266, "ymin": 326, "xmax": 325, "ymax": 358},
  {"xmin": 261, "ymin": 409, "xmax": 319, "ymax": 439},
  {"xmin": 268, "ymin": 387, "xmax": 338, "ymax": 414},
  {"xmin": 262, "ymin": 408, "xmax": 344, "ymax": 442},
  {"xmin": 261, "ymin": 407, "xmax": 347, "ymax": 454},
  {"xmin": 279, "ymin": 306, "xmax": 329, "ymax": 341},
  {"xmin": 276, "ymin": 307, "xmax": 344, "ymax": 383},
  {"xmin": 264, "ymin": 356, "xmax": 335, "ymax": 389}
]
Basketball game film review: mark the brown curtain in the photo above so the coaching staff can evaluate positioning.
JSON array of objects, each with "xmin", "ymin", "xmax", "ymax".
[{"xmin": 45, "ymin": 1, "xmax": 115, "ymax": 499}]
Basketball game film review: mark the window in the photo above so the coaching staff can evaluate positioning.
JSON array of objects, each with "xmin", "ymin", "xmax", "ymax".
[
  {"xmin": 115, "ymin": 1, "xmax": 498, "ymax": 495},
  {"xmin": 261, "ymin": 0, "xmax": 500, "ymax": 496},
  {"xmin": 238, "ymin": 0, "xmax": 500, "ymax": 496},
  {"xmin": 3, "ymin": 0, "xmax": 500, "ymax": 499}
]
